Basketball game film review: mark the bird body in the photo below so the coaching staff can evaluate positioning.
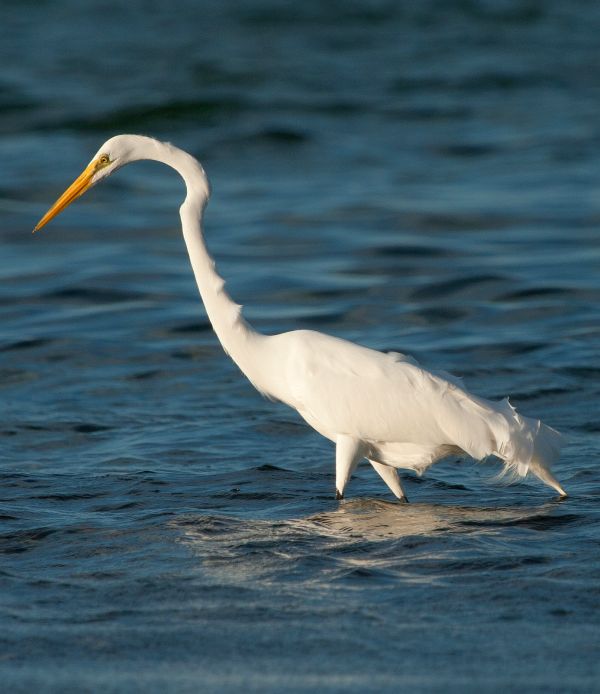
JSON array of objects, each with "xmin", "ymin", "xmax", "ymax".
[{"xmin": 34, "ymin": 134, "xmax": 566, "ymax": 500}]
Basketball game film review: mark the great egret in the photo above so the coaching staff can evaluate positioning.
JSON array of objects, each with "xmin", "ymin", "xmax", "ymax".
[{"xmin": 34, "ymin": 135, "xmax": 566, "ymax": 500}]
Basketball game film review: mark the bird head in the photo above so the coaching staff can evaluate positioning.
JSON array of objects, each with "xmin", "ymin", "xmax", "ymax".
[{"xmin": 33, "ymin": 135, "xmax": 137, "ymax": 232}]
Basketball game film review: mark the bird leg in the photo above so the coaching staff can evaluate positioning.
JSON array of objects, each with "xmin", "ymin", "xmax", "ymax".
[
  {"xmin": 369, "ymin": 460, "xmax": 408, "ymax": 502},
  {"xmin": 335, "ymin": 435, "xmax": 364, "ymax": 499}
]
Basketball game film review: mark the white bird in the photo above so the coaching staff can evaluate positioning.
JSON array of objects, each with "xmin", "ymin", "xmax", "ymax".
[{"xmin": 34, "ymin": 135, "xmax": 566, "ymax": 501}]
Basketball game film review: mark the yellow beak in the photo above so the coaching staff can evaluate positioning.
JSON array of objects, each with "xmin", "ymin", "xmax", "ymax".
[{"xmin": 33, "ymin": 159, "xmax": 98, "ymax": 232}]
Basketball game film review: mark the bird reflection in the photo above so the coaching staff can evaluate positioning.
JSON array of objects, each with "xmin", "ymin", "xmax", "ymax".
[{"xmin": 293, "ymin": 497, "xmax": 565, "ymax": 541}]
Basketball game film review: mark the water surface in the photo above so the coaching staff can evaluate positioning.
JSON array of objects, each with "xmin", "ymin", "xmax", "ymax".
[{"xmin": 1, "ymin": 1, "xmax": 599, "ymax": 691}]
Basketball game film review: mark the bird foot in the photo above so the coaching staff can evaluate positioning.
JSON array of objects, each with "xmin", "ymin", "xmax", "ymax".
[
  {"xmin": 398, "ymin": 495, "xmax": 409, "ymax": 504},
  {"xmin": 335, "ymin": 489, "xmax": 344, "ymax": 500}
]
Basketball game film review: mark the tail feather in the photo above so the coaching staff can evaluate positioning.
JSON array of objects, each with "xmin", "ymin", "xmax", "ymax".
[
  {"xmin": 526, "ymin": 419, "xmax": 566, "ymax": 496},
  {"xmin": 444, "ymin": 390, "xmax": 566, "ymax": 496},
  {"xmin": 498, "ymin": 409, "xmax": 566, "ymax": 496}
]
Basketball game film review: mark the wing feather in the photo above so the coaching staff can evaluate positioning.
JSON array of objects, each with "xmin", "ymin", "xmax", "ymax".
[{"xmin": 280, "ymin": 330, "xmax": 555, "ymax": 479}]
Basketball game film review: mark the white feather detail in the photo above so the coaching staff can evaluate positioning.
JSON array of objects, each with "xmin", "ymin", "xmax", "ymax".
[{"xmin": 278, "ymin": 329, "xmax": 564, "ymax": 492}]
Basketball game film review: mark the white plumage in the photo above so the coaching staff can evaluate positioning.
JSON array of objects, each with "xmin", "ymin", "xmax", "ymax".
[{"xmin": 34, "ymin": 135, "xmax": 566, "ymax": 501}]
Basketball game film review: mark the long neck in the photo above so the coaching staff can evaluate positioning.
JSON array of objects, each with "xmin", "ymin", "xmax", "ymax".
[
  {"xmin": 180, "ymin": 198, "xmax": 255, "ymax": 355},
  {"xmin": 144, "ymin": 140, "xmax": 270, "ymax": 391}
]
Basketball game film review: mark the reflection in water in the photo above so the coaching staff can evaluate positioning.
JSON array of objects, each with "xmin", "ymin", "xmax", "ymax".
[
  {"xmin": 176, "ymin": 498, "xmax": 560, "ymax": 546},
  {"xmin": 302, "ymin": 498, "xmax": 561, "ymax": 541},
  {"xmin": 175, "ymin": 499, "xmax": 565, "ymax": 588}
]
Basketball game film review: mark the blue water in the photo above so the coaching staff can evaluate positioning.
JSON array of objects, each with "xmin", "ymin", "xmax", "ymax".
[{"xmin": 1, "ymin": 1, "xmax": 599, "ymax": 691}]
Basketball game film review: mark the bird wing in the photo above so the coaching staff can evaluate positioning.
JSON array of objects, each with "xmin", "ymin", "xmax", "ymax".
[{"xmin": 280, "ymin": 330, "xmax": 516, "ymax": 461}]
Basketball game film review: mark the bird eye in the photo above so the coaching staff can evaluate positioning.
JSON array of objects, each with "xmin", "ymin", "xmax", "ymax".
[{"xmin": 98, "ymin": 154, "xmax": 110, "ymax": 166}]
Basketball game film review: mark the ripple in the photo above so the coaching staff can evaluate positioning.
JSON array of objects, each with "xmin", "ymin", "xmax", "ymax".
[
  {"xmin": 168, "ymin": 321, "xmax": 211, "ymax": 334},
  {"xmin": 506, "ymin": 386, "xmax": 572, "ymax": 402},
  {"xmin": 500, "ymin": 286, "xmax": 577, "ymax": 301},
  {"xmin": 410, "ymin": 274, "xmax": 507, "ymax": 300},
  {"xmin": 48, "ymin": 287, "xmax": 142, "ymax": 303},
  {"xmin": 0, "ymin": 368, "xmax": 37, "ymax": 386},
  {"xmin": 72, "ymin": 424, "xmax": 112, "ymax": 434},
  {"xmin": 56, "ymin": 98, "xmax": 248, "ymax": 132},
  {"xmin": 0, "ymin": 527, "xmax": 56, "ymax": 554},
  {"xmin": 412, "ymin": 306, "xmax": 469, "ymax": 325},
  {"xmin": 32, "ymin": 493, "xmax": 102, "ymax": 501},
  {"xmin": 462, "ymin": 513, "xmax": 581, "ymax": 531},
  {"xmin": 367, "ymin": 243, "xmax": 453, "ymax": 258},
  {"xmin": 125, "ymin": 369, "xmax": 163, "ymax": 381},
  {"xmin": 0, "ymin": 338, "xmax": 53, "ymax": 352},
  {"xmin": 227, "ymin": 127, "xmax": 309, "ymax": 146},
  {"xmin": 436, "ymin": 142, "xmax": 499, "ymax": 158}
]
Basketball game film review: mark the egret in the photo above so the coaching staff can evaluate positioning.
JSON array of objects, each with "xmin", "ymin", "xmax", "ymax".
[{"xmin": 34, "ymin": 135, "xmax": 566, "ymax": 501}]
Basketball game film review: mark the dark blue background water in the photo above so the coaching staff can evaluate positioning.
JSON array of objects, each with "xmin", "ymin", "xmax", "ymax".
[{"xmin": 1, "ymin": 1, "xmax": 599, "ymax": 691}]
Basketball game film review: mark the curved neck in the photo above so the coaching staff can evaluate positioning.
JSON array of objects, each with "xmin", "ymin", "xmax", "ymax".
[{"xmin": 142, "ymin": 140, "xmax": 269, "ymax": 389}]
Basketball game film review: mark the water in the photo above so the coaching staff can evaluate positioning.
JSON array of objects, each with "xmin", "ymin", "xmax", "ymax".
[{"xmin": 1, "ymin": 1, "xmax": 600, "ymax": 691}]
